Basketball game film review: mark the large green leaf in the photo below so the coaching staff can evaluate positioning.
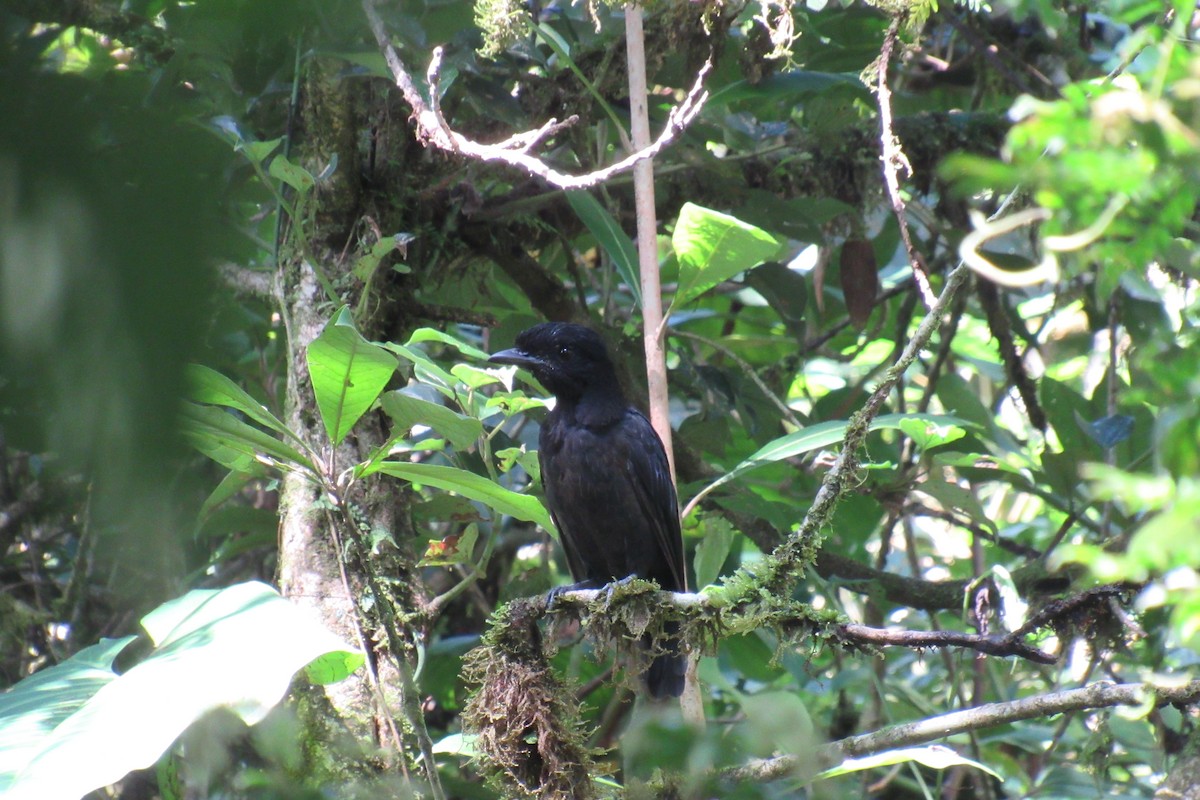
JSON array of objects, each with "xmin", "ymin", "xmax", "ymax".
[
  {"xmin": 380, "ymin": 390, "xmax": 484, "ymax": 450},
  {"xmin": 306, "ymin": 306, "xmax": 398, "ymax": 445},
  {"xmin": 185, "ymin": 364, "xmax": 293, "ymax": 440},
  {"xmin": 180, "ymin": 402, "xmax": 315, "ymax": 474},
  {"xmin": 364, "ymin": 461, "xmax": 555, "ymax": 533},
  {"xmin": 384, "ymin": 342, "xmax": 459, "ymax": 400},
  {"xmin": 405, "ymin": 327, "xmax": 490, "ymax": 361},
  {"xmin": 672, "ymin": 203, "xmax": 780, "ymax": 308},
  {"xmin": 566, "ymin": 190, "xmax": 642, "ymax": 307},
  {"xmin": 0, "ymin": 582, "xmax": 361, "ymax": 800},
  {"xmin": 690, "ymin": 413, "xmax": 978, "ymax": 507},
  {"xmin": 707, "ymin": 71, "xmax": 868, "ymax": 107}
]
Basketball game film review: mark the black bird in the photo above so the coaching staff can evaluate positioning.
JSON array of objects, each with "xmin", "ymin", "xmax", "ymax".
[{"xmin": 489, "ymin": 322, "xmax": 687, "ymax": 699}]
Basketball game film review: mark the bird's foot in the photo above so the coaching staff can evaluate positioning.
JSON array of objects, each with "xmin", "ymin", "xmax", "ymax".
[
  {"xmin": 546, "ymin": 579, "xmax": 605, "ymax": 610},
  {"xmin": 603, "ymin": 574, "xmax": 638, "ymax": 607}
]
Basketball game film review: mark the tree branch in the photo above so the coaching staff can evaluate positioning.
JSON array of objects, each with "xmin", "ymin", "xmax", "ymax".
[
  {"xmin": 875, "ymin": 16, "xmax": 935, "ymax": 310},
  {"xmin": 539, "ymin": 584, "xmax": 1058, "ymax": 665},
  {"xmin": 723, "ymin": 679, "xmax": 1200, "ymax": 782},
  {"xmin": 362, "ymin": 0, "xmax": 711, "ymax": 190},
  {"xmin": 745, "ymin": 263, "xmax": 974, "ymax": 598},
  {"xmin": 837, "ymin": 623, "xmax": 1057, "ymax": 664},
  {"xmin": 218, "ymin": 262, "xmax": 275, "ymax": 301}
]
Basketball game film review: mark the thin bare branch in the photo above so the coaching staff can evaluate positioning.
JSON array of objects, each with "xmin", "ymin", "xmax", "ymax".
[
  {"xmin": 723, "ymin": 679, "xmax": 1200, "ymax": 782},
  {"xmin": 876, "ymin": 17, "xmax": 936, "ymax": 309},
  {"xmin": 362, "ymin": 0, "xmax": 711, "ymax": 189},
  {"xmin": 838, "ymin": 623, "xmax": 1057, "ymax": 664}
]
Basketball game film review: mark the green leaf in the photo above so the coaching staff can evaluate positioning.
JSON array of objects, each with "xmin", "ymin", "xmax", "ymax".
[
  {"xmin": 380, "ymin": 391, "xmax": 483, "ymax": 450},
  {"xmin": 406, "ymin": 327, "xmax": 490, "ymax": 361},
  {"xmin": 743, "ymin": 261, "xmax": 807, "ymax": 334},
  {"xmin": 364, "ymin": 461, "xmax": 555, "ymax": 533},
  {"xmin": 707, "ymin": 71, "xmax": 867, "ymax": 107},
  {"xmin": 692, "ymin": 413, "xmax": 976, "ymax": 503},
  {"xmin": 266, "ymin": 152, "xmax": 315, "ymax": 194},
  {"xmin": 185, "ymin": 364, "xmax": 292, "ymax": 439},
  {"xmin": 899, "ymin": 417, "xmax": 966, "ymax": 450},
  {"xmin": 384, "ymin": 342, "xmax": 459, "ymax": 399},
  {"xmin": 566, "ymin": 190, "xmax": 642, "ymax": 307},
  {"xmin": 817, "ymin": 745, "xmax": 1000, "ymax": 781},
  {"xmin": 306, "ymin": 306, "xmax": 398, "ymax": 445},
  {"xmin": 693, "ymin": 514, "xmax": 735, "ymax": 588},
  {"xmin": 672, "ymin": 203, "xmax": 780, "ymax": 307},
  {"xmin": 737, "ymin": 691, "xmax": 815, "ymax": 758},
  {"xmin": 352, "ymin": 232, "xmax": 413, "ymax": 280},
  {"xmin": 196, "ymin": 470, "xmax": 261, "ymax": 528},
  {"xmin": 917, "ymin": 479, "xmax": 994, "ymax": 534},
  {"xmin": 180, "ymin": 402, "xmax": 315, "ymax": 474},
  {"xmin": 450, "ymin": 363, "xmax": 507, "ymax": 390},
  {"xmin": 0, "ymin": 582, "xmax": 361, "ymax": 800},
  {"xmin": 991, "ymin": 564, "xmax": 1029, "ymax": 633}
]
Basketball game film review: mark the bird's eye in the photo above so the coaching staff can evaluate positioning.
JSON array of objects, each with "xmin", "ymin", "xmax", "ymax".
[{"xmin": 558, "ymin": 346, "xmax": 571, "ymax": 359}]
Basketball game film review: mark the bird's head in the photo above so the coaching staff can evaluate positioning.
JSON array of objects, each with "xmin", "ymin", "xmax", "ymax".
[{"xmin": 488, "ymin": 322, "xmax": 619, "ymax": 402}]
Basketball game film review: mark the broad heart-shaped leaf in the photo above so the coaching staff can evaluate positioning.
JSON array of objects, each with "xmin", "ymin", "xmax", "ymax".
[
  {"xmin": 364, "ymin": 461, "xmax": 556, "ymax": 534},
  {"xmin": 566, "ymin": 190, "xmax": 642, "ymax": 307},
  {"xmin": 689, "ymin": 413, "xmax": 977, "ymax": 507},
  {"xmin": 185, "ymin": 364, "xmax": 292, "ymax": 440},
  {"xmin": 672, "ymin": 203, "xmax": 780, "ymax": 308},
  {"xmin": 306, "ymin": 306, "xmax": 398, "ymax": 445},
  {"xmin": 0, "ymin": 582, "xmax": 362, "ymax": 800}
]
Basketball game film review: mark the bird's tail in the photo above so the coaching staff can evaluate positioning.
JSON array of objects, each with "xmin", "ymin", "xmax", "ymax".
[{"xmin": 643, "ymin": 621, "xmax": 686, "ymax": 699}]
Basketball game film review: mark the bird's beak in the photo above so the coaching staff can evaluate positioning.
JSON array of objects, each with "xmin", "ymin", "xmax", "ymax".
[{"xmin": 488, "ymin": 347, "xmax": 543, "ymax": 371}]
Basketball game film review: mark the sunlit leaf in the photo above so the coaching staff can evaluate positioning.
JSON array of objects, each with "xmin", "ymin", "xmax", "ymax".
[
  {"xmin": 406, "ymin": 327, "xmax": 490, "ymax": 360},
  {"xmin": 899, "ymin": 417, "xmax": 966, "ymax": 450},
  {"xmin": 306, "ymin": 306, "xmax": 398, "ymax": 445},
  {"xmin": 818, "ymin": 745, "xmax": 1000, "ymax": 780},
  {"xmin": 0, "ymin": 583, "xmax": 360, "ymax": 800},
  {"xmin": 672, "ymin": 203, "xmax": 780, "ymax": 307}
]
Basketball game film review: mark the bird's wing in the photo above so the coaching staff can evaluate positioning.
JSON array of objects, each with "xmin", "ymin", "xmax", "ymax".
[
  {"xmin": 538, "ymin": 415, "xmax": 591, "ymax": 582},
  {"xmin": 624, "ymin": 409, "xmax": 687, "ymax": 592}
]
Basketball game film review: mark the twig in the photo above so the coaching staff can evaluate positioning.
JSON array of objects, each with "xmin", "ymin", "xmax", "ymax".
[
  {"xmin": 673, "ymin": 329, "xmax": 802, "ymax": 429},
  {"xmin": 362, "ymin": 0, "xmax": 712, "ymax": 190},
  {"xmin": 875, "ymin": 17, "xmax": 935, "ymax": 310},
  {"xmin": 723, "ymin": 679, "xmax": 1200, "ymax": 782},
  {"xmin": 752, "ymin": 262, "xmax": 974, "ymax": 596},
  {"xmin": 837, "ymin": 623, "xmax": 1056, "ymax": 664}
]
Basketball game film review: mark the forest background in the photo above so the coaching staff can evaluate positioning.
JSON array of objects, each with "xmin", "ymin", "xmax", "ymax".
[{"xmin": 2, "ymin": 0, "xmax": 1200, "ymax": 797}]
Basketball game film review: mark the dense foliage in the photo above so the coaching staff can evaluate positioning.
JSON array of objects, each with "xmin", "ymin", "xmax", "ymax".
[{"xmin": 2, "ymin": 0, "xmax": 1199, "ymax": 798}]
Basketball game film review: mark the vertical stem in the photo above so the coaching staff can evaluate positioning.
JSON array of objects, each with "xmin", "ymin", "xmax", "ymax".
[
  {"xmin": 624, "ymin": 3, "xmax": 675, "ymax": 480},
  {"xmin": 626, "ymin": 5, "xmax": 704, "ymax": 725}
]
